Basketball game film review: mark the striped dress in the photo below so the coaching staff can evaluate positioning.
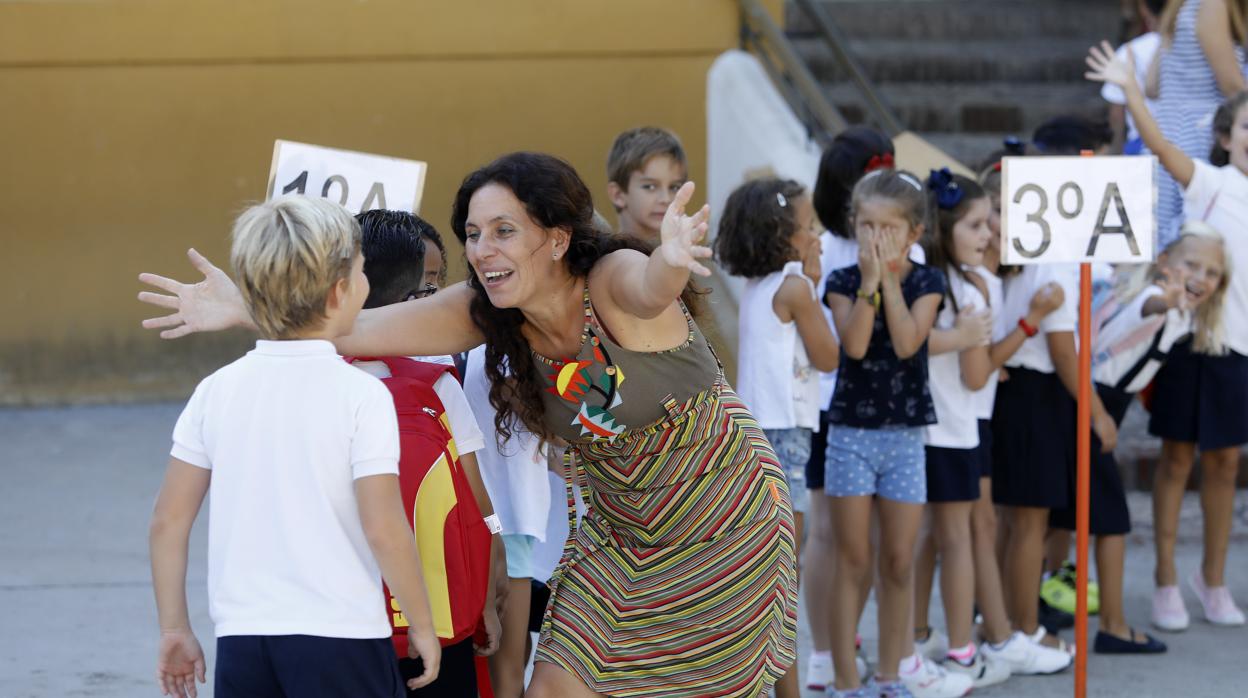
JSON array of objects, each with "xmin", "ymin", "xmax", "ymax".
[
  {"xmin": 1155, "ymin": 0, "xmax": 1246, "ymax": 245},
  {"xmin": 532, "ymin": 287, "xmax": 798, "ymax": 697}
]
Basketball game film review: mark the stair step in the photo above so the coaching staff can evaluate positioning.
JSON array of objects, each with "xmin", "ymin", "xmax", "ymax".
[
  {"xmin": 794, "ymin": 36, "xmax": 1101, "ymax": 83},
  {"xmin": 786, "ymin": 0, "xmax": 1121, "ymax": 41},
  {"xmin": 825, "ymin": 81, "xmax": 1105, "ymax": 134}
]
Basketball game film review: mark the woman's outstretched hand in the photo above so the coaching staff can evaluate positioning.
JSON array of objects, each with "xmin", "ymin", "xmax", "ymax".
[
  {"xmin": 138, "ymin": 248, "xmax": 250, "ymax": 338},
  {"xmin": 1085, "ymin": 39, "xmax": 1135, "ymax": 92},
  {"xmin": 657, "ymin": 181, "xmax": 713, "ymax": 277}
]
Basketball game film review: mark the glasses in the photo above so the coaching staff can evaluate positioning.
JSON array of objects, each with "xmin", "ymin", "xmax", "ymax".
[{"xmin": 405, "ymin": 284, "xmax": 438, "ymax": 301}]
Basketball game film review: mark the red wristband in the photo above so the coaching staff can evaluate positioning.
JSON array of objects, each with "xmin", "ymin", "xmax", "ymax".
[{"xmin": 1018, "ymin": 317, "xmax": 1039, "ymax": 337}]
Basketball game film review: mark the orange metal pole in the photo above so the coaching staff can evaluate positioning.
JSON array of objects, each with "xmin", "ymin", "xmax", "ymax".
[
  {"xmin": 1076, "ymin": 262, "xmax": 1092, "ymax": 698},
  {"xmin": 1074, "ymin": 148, "xmax": 1095, "ymax": 698}
]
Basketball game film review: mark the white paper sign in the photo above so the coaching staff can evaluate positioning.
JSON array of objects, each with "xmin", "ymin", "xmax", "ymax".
[
  {"xmin": 1002, "ymin": 155, "xmax": 1156, "ymax": 265},
  {"xmin": 265, "ymin": 140, "xmax": 428, "ymax": 215}
]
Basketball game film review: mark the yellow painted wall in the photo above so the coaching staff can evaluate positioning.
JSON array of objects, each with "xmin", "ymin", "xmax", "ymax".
[{"xmin": 1, "ymin": 0, "xmax": 775, "ymax": 404}]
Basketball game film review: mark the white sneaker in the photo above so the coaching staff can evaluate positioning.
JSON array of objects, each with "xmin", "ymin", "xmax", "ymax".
[
  {"xmin": 804, "ymin": 651, "xmax": 869, "ymax": 691},
  {"xmin": 1188, "ymin": 570, "xmax": 1247, "ymax": 626},
  {"xmin": 805, "ymin": 652, "xmax": 833, "ymax": 691},
  {"xmin": 980, "ymin": 631, "xmax": 1071, "ymax": 675},
  {"xmin": 1151, "ymin": 585, "xmax": 1190, "ymax": 632},
  {"xmin": 915, "ymin": 627, "xmax": 949, "ymax": 662},
  {"xmin": 941, "ymin": 652, "xmax": 1010, "ymax": 688},
  {"xmin": 900, "ymin": 656, "xmax": 973, "ymax": 698}
]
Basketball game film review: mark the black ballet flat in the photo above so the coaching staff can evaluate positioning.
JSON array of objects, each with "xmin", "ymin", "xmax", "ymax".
[{"xmin": 1093, "ymin": 628, "xmax": 1168, "ymax": 654}]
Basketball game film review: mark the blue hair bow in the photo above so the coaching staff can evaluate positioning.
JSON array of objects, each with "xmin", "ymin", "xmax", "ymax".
[{"xmin": 928, "ymin": 168, "xmax": 964, "ymax": 210}]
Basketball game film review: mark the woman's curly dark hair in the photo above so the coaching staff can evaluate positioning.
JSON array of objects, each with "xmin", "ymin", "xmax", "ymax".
[
  {"xmin": 450, "ymin": 152, "xmax": 700, "ymax": 443},
  {"xmin": 714, "ymin": 178, "xmax": 807, "ymax": 278}
]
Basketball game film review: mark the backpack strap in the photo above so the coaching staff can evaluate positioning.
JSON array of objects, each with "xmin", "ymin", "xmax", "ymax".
[{"xmin": 1114, "ymin": 325, "xmax": 1170, "ymax": 393}]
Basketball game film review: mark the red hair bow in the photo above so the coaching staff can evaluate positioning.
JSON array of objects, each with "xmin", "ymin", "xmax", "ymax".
[{"xmin": 864, "ymin": 152, "xmax": 894, "ymax": 173}]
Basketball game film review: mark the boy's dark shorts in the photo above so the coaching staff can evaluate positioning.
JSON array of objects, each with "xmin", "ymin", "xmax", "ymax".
[
  {"xmin": 401, "ymin": 638, "xmax": 477, "ymax": 697},
  {"xmin": 216, "ymin": 635, "xmax": 403, "ymax": 698}
]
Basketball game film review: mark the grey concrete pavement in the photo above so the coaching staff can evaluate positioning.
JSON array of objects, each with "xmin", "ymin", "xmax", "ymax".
[{"xmin": 2, "ymin": 403, "xmax": 1246, "ymax": 697}]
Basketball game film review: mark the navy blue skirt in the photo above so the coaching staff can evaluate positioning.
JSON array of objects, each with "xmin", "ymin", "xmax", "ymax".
[
  {"xmin": 807, "ymin": 410, "xmax": 831, "ymax": 491},
  {"xmin": 991, "ymin": 367, "xmax": 1075, "ymax": 509},
  {"xmin": 926, "ymin": 445, "xmax": 981, "ymax": 502},
  {"xmin": 1148, "ymin": 338, "xmax": 1248, "ymax": 450},
  {"xmin": 1050, "ymin": 383, "xmax": 1132, "ymax": 536}
]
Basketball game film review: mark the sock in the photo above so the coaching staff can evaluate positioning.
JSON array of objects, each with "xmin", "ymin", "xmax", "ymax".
[
  {"xmin": 947, "ymin": 643, "xmax": 976, "ymax": 665},
  {"xmin": 988, "ymin": 637, "xmax": 1010, "ymax": 651},
  {"xmin": 915, "ymin": 626, "xmax": 931, "ymax": 642},
  {"xmin": 810, "ymin": 650, "xmax": 831, "ymax": 662},
  {"xmin": 899, "ymin": 653, "xmax": 923, "ymax": 677}
]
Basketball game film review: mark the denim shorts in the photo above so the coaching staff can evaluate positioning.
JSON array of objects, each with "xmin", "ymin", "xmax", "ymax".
[
  {"xmin": 763, "ymin": 427, "xmax": 811, "ymax": 513},
  {"xmin": 824, "ymin": 424, "xmax": 926, "ymax": 504}
]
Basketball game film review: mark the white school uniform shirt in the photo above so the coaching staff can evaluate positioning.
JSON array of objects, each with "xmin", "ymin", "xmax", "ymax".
[
  {"xmin": 353, "ymin": 360, "xmax": 485, "ymax": 457},
  {"xmin": 816, "ymin": 232, "xmax": 928, "ymax": 410},
  {"xmin": 1184, "ymin": 160, "xmax": 1248, "ymax": 355},
  {"xmin": 1001, "ymin": 264, "xmax": 1080, "ymax": 373},
  {"xmin": 926, "ymin": 269, "xmax": 988, "ymax": 448},
  {"xmin": 971, "ymin": 267, "xmax": 1004, "ymax": 419},
  {"xmin": 171, "ymin": 339, "xmax": 400, "ymax": 639},
  {"xmin": 1093, "ymin": 285, "xmax": 1193, "ymax": 393},
  {"xmin": 1100, "ymin": 32, "xmax": 1161, "ymax": 147},
  {"xmin": 736, "ymin": 261, "xmax": 821, "ymax": 430},
  {"xmin": 463, "ymin": 346, "xmax": 551, "ymax": 541}
]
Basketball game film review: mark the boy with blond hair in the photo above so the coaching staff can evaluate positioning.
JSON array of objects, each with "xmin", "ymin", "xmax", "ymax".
[
  {"xmin": 148, "ymin": 195, "xmax": 440, "ymax": 698},
  {"xmin": 606, "ymin": 126, "xmax": 688, "ymax": 241}
]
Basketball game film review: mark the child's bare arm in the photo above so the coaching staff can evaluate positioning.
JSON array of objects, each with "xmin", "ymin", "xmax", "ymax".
[
  {"xmin": 829, "ymin": 292, "xmax": 874, "ymax": 360},
  {"xmin": 776, "ymin": 277, "xmax": 840, "ymax": 371},
  {"xmin": 1086, "ymin": 41, "xmax": 1194, "ymax": 187},
  {"xmin": 149, "ymin": 457, "xmax": 210, "ymax": 698},
  {"xmin": 456, "ymin": 451, "xmax": 504, "ymax": 656},
  {"xmin": 989, "ymin": 282, "xmax": 1065, "ymax": 369},
  {"xmin": 1047, "ymin": 331, "xmax": 1117, "ymax": 452},
  {"xmin": 1197, "ymin": 0, "xmax": 1248, "ymax": 96},
  {"xmin": 929, "ymin": 307, "xmax": 992, "ymax": 356},
  {"xmin": 355, "ymin": 474, "xmax": 441, "ymax": 689}
]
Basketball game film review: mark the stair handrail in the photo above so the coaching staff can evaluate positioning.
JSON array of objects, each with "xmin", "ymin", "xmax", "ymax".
[
  {"xmin": 737, "ymin": 0, "xmax": 848, "ymax": 144},
  {"xmin": 789, "ymin": 0, "xmax": 905, "ymax": 137}
]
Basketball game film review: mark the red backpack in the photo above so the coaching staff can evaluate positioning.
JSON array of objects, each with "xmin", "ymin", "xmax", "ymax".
[{"xmin": 347, "ymin": 357, "xmax": 492, "ymax": 652}]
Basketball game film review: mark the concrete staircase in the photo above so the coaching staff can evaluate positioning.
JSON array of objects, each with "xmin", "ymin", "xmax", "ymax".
[{"xmin": 786, "ymin": 0, "xmax": 1123, "ymax": 167}]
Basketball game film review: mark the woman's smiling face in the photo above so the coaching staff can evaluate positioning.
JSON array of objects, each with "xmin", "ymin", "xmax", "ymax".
[{"xmin": 463, "ymin": 183, "xmax": 566, "ymax": 309}]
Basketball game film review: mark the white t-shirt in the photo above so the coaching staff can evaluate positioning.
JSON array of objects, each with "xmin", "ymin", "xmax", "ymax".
[
  {"xmin": 1001, "ymin": 264, "xmax": 1079, "ymax": 373},
  {"xmin": 353, "ymin": 360, "xmax": 485, "ymax": 456},
  {"xmin": 171, "ymin": 340, "xmax": 399, "ymax": 639},
  {"xmin": 1101, "ymin": 32, "xmax": 1161, "ymax": 147},
  {"xmin": 926, "ymin": 270, "xmax": 988, "ymax": 448},
  {"xmin": 1184, "ymin": 160, "xmax": 1248, "ymax": 355},
  {"xmin": 1093, "ymin": 285, "xmax": 1193, "ymax": 392},
  {"xmin": 463, "ymin": 346, "xmax": 551, "ymax": 540},
  {"xmin": 817, "ymin": 232, "xmax": 928, "ymax": 409},
  {"xmin": 971, "ymin": 267, "xmax": 1004, "ymax": 419},
  {"xmin": 736, "ymin": 261, "xmax": 821, "ymax": 430}
]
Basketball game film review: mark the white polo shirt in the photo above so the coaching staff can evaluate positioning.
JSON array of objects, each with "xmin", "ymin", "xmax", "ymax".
[
  {"xmin": 1001, "ymin": 264, "xmax": 1079, "ymax": 373},
  {"xmin": 927, "ymin": 270, "xmax": 988, "ymax": 448},
  {"xmin": 1184, "ymin": 160, "xmax": 1248, "ymax": 355},
  {"xmin": 172, "ymin": 339, "xmax": 400, "ymax": 639}
]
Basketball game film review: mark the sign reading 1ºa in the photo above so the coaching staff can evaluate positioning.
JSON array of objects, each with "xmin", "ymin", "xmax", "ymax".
[
  {"xmin": 265, "ymin": 140, "xmax": 428, "ymax": 215},
  {"xmin": 1001, "ymin": 155, "xmax": 1157, "ymax": 265}
]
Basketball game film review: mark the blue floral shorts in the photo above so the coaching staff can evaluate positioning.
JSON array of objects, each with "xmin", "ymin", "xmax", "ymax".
[{"xmin": 824, "ymin": 424, "xmax": 926, "ymax": 504}]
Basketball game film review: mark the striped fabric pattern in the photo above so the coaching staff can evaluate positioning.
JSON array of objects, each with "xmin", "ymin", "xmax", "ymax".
[
  {"xmin": 532, "ymin": 293, "xmax": 797, "ymax": 696},
  {"xmin": 1155, "ymin": 0, "xmax": 1246, "ymax": 245}
]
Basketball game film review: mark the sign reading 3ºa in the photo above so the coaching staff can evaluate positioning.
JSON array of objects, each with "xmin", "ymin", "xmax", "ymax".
[
  {"xmin": 1002, "ymin": 155, "xmax": 1156, "ymax": 265},
  {"xmin": 265, "ymin": 140, "xmax": 428, "ymax": 215}
]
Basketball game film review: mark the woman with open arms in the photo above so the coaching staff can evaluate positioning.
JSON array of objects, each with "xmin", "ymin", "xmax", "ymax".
[{"xmin": 139, "ymin": 152, "xmax": 798, "ymax": 698}]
